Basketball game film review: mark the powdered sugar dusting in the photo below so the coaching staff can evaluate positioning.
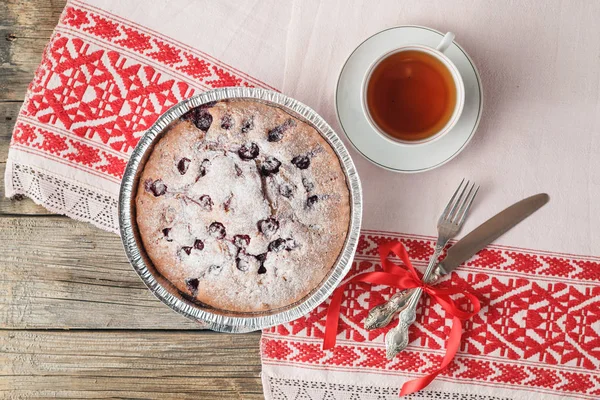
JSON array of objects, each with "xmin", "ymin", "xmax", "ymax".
[{"xmin": 136, "ymin": 99, "xmax": 351, "ymax": 312}]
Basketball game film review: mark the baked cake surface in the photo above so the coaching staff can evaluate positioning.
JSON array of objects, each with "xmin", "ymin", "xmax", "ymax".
[{"xmin": 135, "ymin": 99, "xmax": 350, "ymax": 312}]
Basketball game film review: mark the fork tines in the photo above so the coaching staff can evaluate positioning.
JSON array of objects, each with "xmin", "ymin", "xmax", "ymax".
[{"xmin": 440, "ymin": 179, "xmax": 480, "ymax": 227}]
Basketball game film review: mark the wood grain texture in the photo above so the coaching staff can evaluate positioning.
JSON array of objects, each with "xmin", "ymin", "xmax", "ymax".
[
  {"xmin": 0, "ymin": 0, "xmax": 66, "ymax": 101},
  {"xmin": 0, "ymin": 102, "xmax": 20, "ymax": 152},
  {"xmin": 0, "ymin": 216, "xmax": 206, "ymax": 329},
  {"xmin": 0, "ymin": 330, "xmax": 263, "ymax": 399},
  {"xmin": 0, "ymin": 1, "xmax": 266, "ymax": 398}
]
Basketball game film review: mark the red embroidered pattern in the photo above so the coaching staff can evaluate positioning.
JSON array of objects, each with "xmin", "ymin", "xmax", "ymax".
[
  {"xmin": 12, "ymin": 121, "xmax": 126, "ymax": 180},
  {"xmin": 262, "ymin": 339, "xmax": 598, "ymax": 395},
  {"xmin": 262, "ymin": 232, "xmax": 600, "ymax": 398},
  {"xmin": 12, "ymin": 2, "xmax": 270, "ymax": 180}
]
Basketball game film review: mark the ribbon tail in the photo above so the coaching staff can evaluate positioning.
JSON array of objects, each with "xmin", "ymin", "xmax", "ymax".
[
  {"xmin": 322, "ymin": 283, "xmax": 347, "ymax": 350},
  {"xmin": 399, "ymin": 317, "xmax": 463, "ymax": 396},
  {"xmin": 399, "ymin": 371, "xmax": 438, "ymax": 396}
]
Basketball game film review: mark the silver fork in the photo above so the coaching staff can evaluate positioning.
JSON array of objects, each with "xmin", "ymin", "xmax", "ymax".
[{"xmin": 384, "ymin": 180, "xmax": 479, "ymax": 359}]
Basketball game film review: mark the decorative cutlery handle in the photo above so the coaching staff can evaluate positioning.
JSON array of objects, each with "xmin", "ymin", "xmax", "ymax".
[
  {"xmin": 384, "ymin": 242, "xmax": 445, "ymax": 358},
  {"xmin": 385, "ymin": 287, "xmax": 422, "ymax": 359},
  {"xmin": 364, "ymin": 289, "xmax": 413, "ymax": 330},
  {"xmin": 365, "ymin": 244, "xmax": 445, "ymax": 331},
  {"xmin": 363, "ymin": 266, "xmax": 443, "ymax": 330}
]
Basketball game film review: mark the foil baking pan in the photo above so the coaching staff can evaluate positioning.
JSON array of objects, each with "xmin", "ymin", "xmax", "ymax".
[{"xmin": 119, "ymin": 87, "xmax": 362, "ymax": 333}]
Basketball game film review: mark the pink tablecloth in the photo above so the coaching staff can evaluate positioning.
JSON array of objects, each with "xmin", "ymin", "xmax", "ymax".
[{"xmin": 4, "ymin": 1, "xmax": 599, "ymax": 399}]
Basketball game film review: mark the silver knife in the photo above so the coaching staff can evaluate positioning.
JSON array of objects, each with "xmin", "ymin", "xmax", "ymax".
[{"xmin": 364, "ymin": 193, "xmax": 550, "ymax": 330}]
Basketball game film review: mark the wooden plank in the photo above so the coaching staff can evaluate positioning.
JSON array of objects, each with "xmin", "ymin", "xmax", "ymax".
[
  {"xmin": 0, "ymin": 0, "xmax": 66, "ymax": 30},
  {"xmin": 0, "ymin": 216, "xmax": 209, "ymax": 329},
  {"xmin": 0, "ymin": 36, "xmax": 52, "ymax": 102},
  {"xmin": 0, "ymin": 101, "xmax": 18, "ymax": 163},
  {"xmin": 0, "ymin": 330, "xmax": 263, "ymax": 399},
  {"xmin": 0, "ymin": 0, "xmax": 66, "ymax": 101},
  {"xmin": 0, "ymin": 101, "xmax": 20, "ymax": 142}
]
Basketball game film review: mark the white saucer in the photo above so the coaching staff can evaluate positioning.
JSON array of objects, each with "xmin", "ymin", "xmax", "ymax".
[{"xmin": 335, "ymin": 26, "xmax": 483, "ymax": 173}]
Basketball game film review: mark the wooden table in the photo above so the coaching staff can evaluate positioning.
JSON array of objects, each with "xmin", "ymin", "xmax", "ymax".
[{"xmin": 0, "ymin": 1, "xmax": 263, "ymax": 398}]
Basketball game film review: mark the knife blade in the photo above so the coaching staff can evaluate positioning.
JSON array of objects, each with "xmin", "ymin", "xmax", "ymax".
[{"xmin": 436, "ymin": 193, "xmax": 549, "ymax": 275}]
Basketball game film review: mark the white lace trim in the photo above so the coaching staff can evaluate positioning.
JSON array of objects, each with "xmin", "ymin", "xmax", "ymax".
[
  {"xmin": 264, "ymin": 376, "xmax": 514, "ymax": 400},
  {"xmin": 4, "ymin": 160, "xmax": 119, "ymax": 234}
]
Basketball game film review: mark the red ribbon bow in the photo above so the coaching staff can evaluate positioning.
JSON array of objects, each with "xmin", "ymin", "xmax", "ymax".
[{"xmin": 323, "ymin": 240, "xmax": 481, "ymax": 396}]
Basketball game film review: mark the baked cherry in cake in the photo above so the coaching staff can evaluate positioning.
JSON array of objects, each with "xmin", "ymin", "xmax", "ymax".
[{"xmin": 135, "ymin": 99, "xmax": 350, "ymax": 312}]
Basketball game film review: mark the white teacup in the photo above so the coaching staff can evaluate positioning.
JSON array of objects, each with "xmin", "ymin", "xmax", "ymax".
[{"xmin": 362, "ymin": 32, "xmax": 465, "ymax": 146}]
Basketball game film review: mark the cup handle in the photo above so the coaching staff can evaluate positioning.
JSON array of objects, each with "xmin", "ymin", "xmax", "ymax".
[{"xmin": 436, "ymin": 32, "xmax": 455, "ymax": 53}]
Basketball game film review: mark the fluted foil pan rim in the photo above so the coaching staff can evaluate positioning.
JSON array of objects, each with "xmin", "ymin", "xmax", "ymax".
[{"xmin": 119, "ymin": 87, "xmax": 362, "ymax": 333}]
